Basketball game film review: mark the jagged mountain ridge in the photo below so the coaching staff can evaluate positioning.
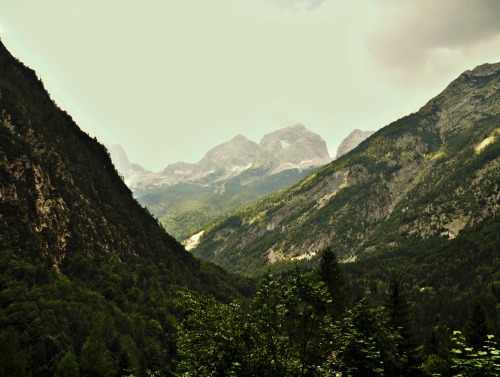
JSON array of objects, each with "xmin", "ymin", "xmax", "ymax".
[
  {"xmin": 115, "ymin": 124, "xmax": 331, "ymax": 194},
  {"xmin": 107, "ymin": 125, "xmax": 332, "ymax": 240},
  {"xmin": 193, "ymin": 62, "xmax": 500, "ymax": 275}
]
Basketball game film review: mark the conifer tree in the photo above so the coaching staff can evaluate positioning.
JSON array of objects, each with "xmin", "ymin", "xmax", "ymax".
[
  {"xmin": 0, "ymin": 326, "xmax": 28, "ymax": 377},
  {"xmin": 464, "ymin": 301, "xmax": 490, "ymax": 350},
  {"xmin": 385, "ymin": 277, "xmax": 421, "ymax": 376},
  {"xmin": 317, "ymin": 246, "xmax": 346, "ymax": 318}
]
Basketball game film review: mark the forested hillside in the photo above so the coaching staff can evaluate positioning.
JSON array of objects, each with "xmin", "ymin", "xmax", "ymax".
[
  {"xmin": 194, "ymin": 62, "xmax": 500, "ymax": 277},
  {"xmin": 139, "ymin": 166, "xmax": 316, "ymax": 241},
  {"xmin": 0, "ymin": 40, "xmax": 252, "ymax": 376}
]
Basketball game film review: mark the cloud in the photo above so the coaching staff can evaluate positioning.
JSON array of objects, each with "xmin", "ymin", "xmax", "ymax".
[
  {"xmin": 266, "ymin": 0, "xmax": 328, "ymax": 11},
  {"xmin": 368, "ymin": 0, "xmax": 500, "ymax": 81}
]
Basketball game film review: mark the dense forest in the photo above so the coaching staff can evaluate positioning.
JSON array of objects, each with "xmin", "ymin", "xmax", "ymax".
[{"xmin": 175, "ymin": 248, "xmax": 500, "ymax": 376}]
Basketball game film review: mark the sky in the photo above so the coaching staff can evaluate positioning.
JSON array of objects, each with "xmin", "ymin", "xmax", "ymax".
[{"xmin": 0, "ymin": 0, "xmax": 499, "ymax": 171}]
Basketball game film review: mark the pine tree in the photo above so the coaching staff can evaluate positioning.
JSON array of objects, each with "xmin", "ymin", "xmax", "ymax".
[
  {"xmin": 464, "ymin": 301, "xmax": 490, "ymax": 350},
  {"xmin": 317, "ymin": 246, "xmax": 346, "ymax": 318},
  {"xmin": 0, "ymin": 326, "xmax": 28, "ymax": 377},
  {"xmin": 385, "ymin": 277, "xmax": 421, "ymax": 376}
]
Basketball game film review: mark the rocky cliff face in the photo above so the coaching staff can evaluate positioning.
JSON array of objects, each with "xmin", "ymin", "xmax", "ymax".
[
  {"xmin": 253, "ymin": 124, "xmax": 331, "ymax": 174},
  {"xmin": 335, "ymin": 129, "xmax": 375, "ymax": 158},
  {"xmin": 114, "ymin": 125, "xmax": 331, "ymax": 193},
  {"xmin": 193, "ymin": 62, "xmax": 500, "ymax": 275}
]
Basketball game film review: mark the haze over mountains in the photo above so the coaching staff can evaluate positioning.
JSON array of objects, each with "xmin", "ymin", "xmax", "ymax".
[
  {"xmin": 193, "ymin": 62, "xmax": 500, "ymax": 275},
  {"xmin": 107, "ymin": 125, "xmax": 340, "ymax": 240},
  {"xmin": 108, "ymin": 124, "xmax": 332, "ymax": 194}
]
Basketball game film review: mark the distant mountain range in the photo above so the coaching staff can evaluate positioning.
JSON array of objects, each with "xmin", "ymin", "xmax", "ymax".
[
  {"xmin": 192, "ymin": 62, "xmax": 500, "ymax": 276},
  {"xmin": 108, "ymin": 125, "xmax": 343, "ymax": 240},
  {"xmin": 107, "ymin": 125, "xmax": 377, "ymax": 241},
  {"xmin": 108, "ymin": 124, "xmax": 332, "ymax": 193}
]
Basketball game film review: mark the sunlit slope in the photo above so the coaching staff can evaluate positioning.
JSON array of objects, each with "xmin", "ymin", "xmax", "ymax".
[{"xmin": 194, "ymin": 63, "xmax": 500, "ymax": 276}]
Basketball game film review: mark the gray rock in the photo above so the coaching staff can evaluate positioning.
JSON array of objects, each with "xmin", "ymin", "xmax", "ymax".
[{"xmin": 335, "ymin": 129, "xmax": 375, "ymax": 158}]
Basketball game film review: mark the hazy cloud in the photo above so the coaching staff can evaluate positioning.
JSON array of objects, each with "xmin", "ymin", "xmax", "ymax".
[
  {"xmin": 266, "ymin": 0, "xmax": 328, "ymax": 11},
  {"xmin": 369, "ymin": 0, "xmax": 500, "ymax": 80}
]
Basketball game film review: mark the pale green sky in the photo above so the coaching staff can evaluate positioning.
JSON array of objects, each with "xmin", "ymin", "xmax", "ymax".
[{"xmin": 1, "ymin": 0, "xmax": 499, "ymax": 171}]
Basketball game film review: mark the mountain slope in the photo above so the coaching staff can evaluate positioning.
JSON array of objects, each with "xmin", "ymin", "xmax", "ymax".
[
  {"xmin": 0, "ymin": 41, "xmax": 251, "ymax": 375},
  {"xmin": 110, "ymin": 126, "xmax": 331, "ymax": 240},
  {"xmin": 193, "ymin": 62, "xmax": 500, "ymax": 275}
]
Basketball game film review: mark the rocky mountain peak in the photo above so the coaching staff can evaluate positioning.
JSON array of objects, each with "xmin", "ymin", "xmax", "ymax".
[
  {"xmin": 254, "ymin": 125, "xmax": 331, "ymax": 174},
  {"xmin": 335, "ymin": 129, "xmax": 375, "ymax": 158},
  {"xmin": 196, "ymin": 134, "xmax": 259, "ymax": 175},
  {"xmin": 231, "ymin": 133, "xmax": 249, "ymax": 141},
  {"xmin": 106, "ymin": 144, "xmax": 130, "ymax": 172},
  {"xmin": 105, "ymin": 143, "xmax": 150, "ymax": 179},
  {"xmin": 110, "ymin": 125, "xmax": 331, "ymax": 191}
]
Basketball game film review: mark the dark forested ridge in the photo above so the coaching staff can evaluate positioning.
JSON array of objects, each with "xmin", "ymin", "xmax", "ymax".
[{"xmin": 0, "ymin": 40, "xmax": 252, "ymax": 376}]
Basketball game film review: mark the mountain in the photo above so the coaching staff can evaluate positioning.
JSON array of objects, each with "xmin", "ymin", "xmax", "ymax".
[
  {"xmin": 105, "ymin": 143, "xmax": 151, "ymax": 183},
  {"xmin": 193, "ymin": 62, "xmax": 500, "ymax": 276},
  {"xmin": 252, "ymin": 124, "xmax": 331, "ymax": 174},
  {"xmin": 109, "ymin": 125, "xmax": 331, "ymax": 240},
  {"xmin": 336, "ymin": 129, "xmax": 375, "ymax": 158},
  {"xmin": 124, "ymin": 124, "xmax": 331, "ymax": 193},
  {"xmin": 194, "ymin": 134, "xmax": 259, "ymax": 181},
  {"xmin": 0, "ymin": 40, "xmax": 250, "ymax": 375}
]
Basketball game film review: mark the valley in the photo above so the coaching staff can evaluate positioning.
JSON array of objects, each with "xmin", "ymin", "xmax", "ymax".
[
  {"xmin": 0, "ymin": 37, "xmax": 498, "ymax": 376},
  {"xmin": 108, "ymin": 125, "xmax": 335, "ymax": 241}
]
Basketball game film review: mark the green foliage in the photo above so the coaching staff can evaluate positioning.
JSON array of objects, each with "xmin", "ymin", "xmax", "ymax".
[
  {"xmin": 175, "ymin": 291, "xmax": 253, "ymax": 376},
  {"xmin": 251, "ymin": 267, "xmax": 333, "ymax": 376},
  {"xmin": 448, "ymin": 331, "xmax": 500, "ymax": 377},
  {"xmin": 324, "ymin": 299, "xmax": 404, "ymax": 377},
  {"xmin": 54, "ymin": 351, "xmax": 79, "ymax": 377},
  {"xmin": 174, "ymin": 266, "xmax": 420, "ymax": 376},
  {"xmin": 0, "ymin": 325, "xmax": 28, "ymax": 376},
  {"xmin": 175, "ymin": 267, "xmax": 334, "ymax": 376}
]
